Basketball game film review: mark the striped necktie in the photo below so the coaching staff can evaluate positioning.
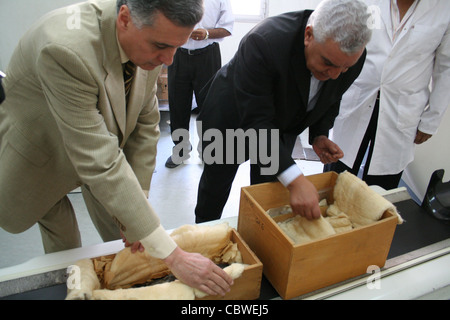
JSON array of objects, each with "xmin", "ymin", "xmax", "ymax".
[{"xmin": 123, "ymin": 60, "xmax": 136, "ymax": 104}]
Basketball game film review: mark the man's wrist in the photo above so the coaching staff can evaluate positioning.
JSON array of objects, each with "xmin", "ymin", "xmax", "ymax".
[
  {"xmin": 277, "ymin": 164, "xmax": 303, "ymax": 187},
  {"xmin": 140, "ymin": 225, "xmax": 177, "ymax": 259}
]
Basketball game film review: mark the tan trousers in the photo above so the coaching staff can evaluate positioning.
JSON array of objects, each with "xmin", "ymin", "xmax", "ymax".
[{"xmin": 38, "ymin": 186, "xmax": 121, "ymax": 253}]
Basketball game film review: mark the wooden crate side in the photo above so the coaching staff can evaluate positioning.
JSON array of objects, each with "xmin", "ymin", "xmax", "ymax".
[
  {"xmin": 306, "ymin": 171, "xmax": 337, "ymax": 204},
  {"xmin": 231, "ymin": 229, "xmax": 262, "ymax": 268},
  {"xmin": 238, "ymin": 188, "xmax": 293, "ymax": 296},
  {"xmin": 366, "ymin": 211, "xmax": 398, "ymax": 266},
  {"xmin": 305, "ymin": 171, "xmax": 338, "ymax": 189},
  {"xmin": 204, "ymin": 268, "xmax": 261, "ymax": 300},
  {"xmin": 231, "ymin": 229, "xmax": 263, "ymax": 300},
  {"xmin": 199, "ymin": 230, "xmax": 263, "ymax": 300},
  {"xmin": 283, "ymin": 212, "xmax": 398, "ymax": 299},
  {"xmin": 243, "ymin": 182, "xmax": 290, "ymax": 211}
]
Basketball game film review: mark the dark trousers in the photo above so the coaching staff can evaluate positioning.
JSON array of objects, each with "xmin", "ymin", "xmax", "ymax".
[
  {"xmin": 324, "ymin": 95, "xmax": 403, "ymax": 190},
  {"xmin": 168, "ymin": 43, "xmax": 221, "ymax": 149},
  {"xmin": 195, "ymin": 162, "xmax": 278, "ymax": 223},
  {"xmin": 195, "ymin": 132, "xmax": 296, "ymax": 223}
]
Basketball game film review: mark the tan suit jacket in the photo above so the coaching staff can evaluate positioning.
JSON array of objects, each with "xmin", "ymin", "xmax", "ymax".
[{"xmin": 0, "ymin": 0, "xmax": 162, "ymax": 243}]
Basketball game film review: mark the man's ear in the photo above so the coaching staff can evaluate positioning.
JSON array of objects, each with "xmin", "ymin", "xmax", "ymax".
[
  {"xmin": 304, "ymin": 25, "xmax": 314, "ymax": 47},
  {"xmin": 117, "ymin": 5, "xmax": 132, "ymax": 30}
]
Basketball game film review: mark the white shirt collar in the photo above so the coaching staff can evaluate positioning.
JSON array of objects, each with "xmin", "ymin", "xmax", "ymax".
[{"xmin": 390, "ymin": 0, "xmax": 420, "ymax": 41}]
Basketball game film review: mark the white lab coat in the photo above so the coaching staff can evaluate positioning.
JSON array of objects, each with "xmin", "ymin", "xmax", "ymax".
[{"xmin": 332, "ymin": 0, "xmax": 450, "ymax": 176}]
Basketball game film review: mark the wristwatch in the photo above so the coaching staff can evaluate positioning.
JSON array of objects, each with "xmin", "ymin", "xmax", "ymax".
[{"xmin": 204, "ymin": 29, "xmax": 209, "ymax": 40}]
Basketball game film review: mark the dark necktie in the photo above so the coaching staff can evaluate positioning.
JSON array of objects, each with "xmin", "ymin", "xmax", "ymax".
[{"xmin": 123, "ymin": 60, "xmax": 136, "ymax": 104}]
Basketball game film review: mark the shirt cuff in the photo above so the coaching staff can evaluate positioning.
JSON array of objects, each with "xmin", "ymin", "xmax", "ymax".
[
  {"xmin": 140, "ymin": 225, "xmax": 177, "ymax": 259},
  {"xmin": 277, "ymin": 164, "xmax": 303, "ymax": 187}
]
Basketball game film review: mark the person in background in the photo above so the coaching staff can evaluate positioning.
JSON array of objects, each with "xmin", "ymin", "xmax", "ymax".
[
  {"xmin": 0, "ymin": 0, "xmax": 232, "ymax": 296},
  {"xmin": 325, "ymin": 0, "xmax": 450, "ymax": 190},
  {"xmin": 194, "ymin": 0, "xmax": 372, "ymax": 223},
  {"xmin": 165, "ymin": 0, "xmax": 234, "ymax": 168}
]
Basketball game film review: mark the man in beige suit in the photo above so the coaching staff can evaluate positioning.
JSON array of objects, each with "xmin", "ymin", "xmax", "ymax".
[{"xmin": 0, "ymin": 0, "xmax": 232, "ymax": 296}]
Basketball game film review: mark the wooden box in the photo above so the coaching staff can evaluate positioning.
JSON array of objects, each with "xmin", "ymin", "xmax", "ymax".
[
  {"xmin": 199, "ymin": 229, "xmax": 263, "ymax": 300},
  {"xmin": 237, "ymin": 172, "xmax": 398, "ymax": 299},
  {"xmin": 91, "ymin": 229, "xmax": 263, "ymax": 300}
]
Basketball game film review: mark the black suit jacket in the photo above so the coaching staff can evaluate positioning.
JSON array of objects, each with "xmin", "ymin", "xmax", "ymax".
[{"xmin": 198, "ymin": 11, "xmax": 366, "ymax": 175}]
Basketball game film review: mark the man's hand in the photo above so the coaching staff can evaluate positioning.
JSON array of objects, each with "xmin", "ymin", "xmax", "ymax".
[
  {"xmin": 415, "ymin": 130, "xmax": 432, "ymax": 144},
  {"xmin": 312, "ymin": 135, "xmax": 344, "ymax": 164},
  {"xmin": 287, "ymin": 174, "xmax": 321, "ymax": 220},
  {"xmin": 121, "ymin": 232, "xmax": 145, "ymax": 253},
  {"xmin": 191, "ymin": 28, "xmax": 208, "ymax": 41},
  {"xmin": 163, "ymin": 247, "xmax": 234, "ymax": 296}
]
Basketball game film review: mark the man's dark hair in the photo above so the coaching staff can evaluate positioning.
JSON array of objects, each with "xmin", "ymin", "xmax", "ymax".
[{"xmin": 117, "ymin": 0, "xmax": 204, "ymax": 28}]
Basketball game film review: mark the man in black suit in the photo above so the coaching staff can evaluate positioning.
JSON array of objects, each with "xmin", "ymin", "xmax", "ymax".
[{"xmin": 194, "ymin": 0, "xmax": 372, "ymax": 223}]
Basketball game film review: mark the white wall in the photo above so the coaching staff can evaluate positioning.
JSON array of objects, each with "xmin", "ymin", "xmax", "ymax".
[
  {"xmin": 0, "ymin": 0, "xmax": 79, "ymax": 71},
  {"xmin": 268, "ymin": 0, "xmax": 320, "ymax": 16},
  {"xmin": 403, "ymin": 108, "xmax": 450, "ymax": 202},
  {"xmin": 221, "ymin": 0, "xmax": 321, "ymax": 65}
]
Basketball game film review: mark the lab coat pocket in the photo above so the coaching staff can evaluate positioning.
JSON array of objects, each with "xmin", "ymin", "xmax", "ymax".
[
  {"xmin": 397, "ymin": 92, "xmax": 426, "ymax": 131},
  {"xmin": 406, "ymin": 24, "xmax": 446, "ymax": 56}
]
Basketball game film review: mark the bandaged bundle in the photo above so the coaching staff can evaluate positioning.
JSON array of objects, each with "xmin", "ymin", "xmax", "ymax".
[
  {"xmin": 66, "ymin": 223, "xmax": 244, "ymax": 300},
  {"xmin": 333, "ymin": 171, "xmax": 403, "ymax": 227},
  {"xmin": 278, "ymin": 215, "xmax": 336, "ymax": 244}
]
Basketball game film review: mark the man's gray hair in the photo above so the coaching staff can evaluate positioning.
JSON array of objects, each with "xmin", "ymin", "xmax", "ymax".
[
  {"xmin": 117, "ymin": 0, "xmax": 204, "ymax": 29},
  {"xmin": 308, "ymin": 0, "xmax": 372, "ymax": 54}
]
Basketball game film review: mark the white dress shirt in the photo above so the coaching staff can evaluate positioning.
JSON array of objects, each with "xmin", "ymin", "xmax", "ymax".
[
  {"xmin": 182, "ymin": 0, "xmax": 234, "ymax": 50},
  {"xmin": 390, "ymin": 0, "xmax": 420, "ymax": 42}
]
